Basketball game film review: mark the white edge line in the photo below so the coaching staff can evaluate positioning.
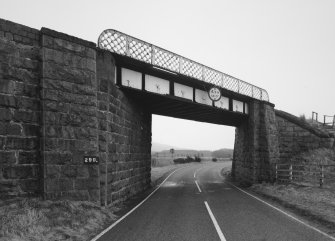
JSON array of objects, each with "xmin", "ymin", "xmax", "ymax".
[
  {"xmin": 204, "ymin": 201, "xmax": 227, "ymax": 241},
  {"xmin": 91, "ymin": 167, "xmax": 186, "ymax": 241},
  {"xmin": 227, "ymin": 182, "xmax": 335, "ymax": 241},
  {"xmin": 195, "ymin": 180, "xmax": 202, "ymax": 193}
]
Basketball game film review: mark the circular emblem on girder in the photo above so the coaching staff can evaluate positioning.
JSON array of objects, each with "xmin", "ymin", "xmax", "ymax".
[{"xmin": 208, "ymin": 87, "xmax": 221, "ymax": 101}]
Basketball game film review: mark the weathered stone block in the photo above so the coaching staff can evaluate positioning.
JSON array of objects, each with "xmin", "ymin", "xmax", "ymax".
[
  {"xmin": 0, "ymin": 107, "xmax": 12, "ymax": 121},
  {"xmin": 17, "ymin": 97, "xmax": 39, "ymax": 111},
  {"xmin": 0, "ymin": 79, "xmax": 15, "ymax": 94},
  {"xmin": 44, "ymin": 100, "xmax": 70, "ymax": 113},
  {"xmin": 77, "ymin": 166, "xmax": 89, "ymax": 178},
  {"xmin": 13, "ymin": 109, "xmax": 39, "ymax": 123},
  {"xmin": 0, "ymin": 136, "xmax": 5, "ymax": 149},
  {"xmin": 14, "ymin": 82, "xmax": 39, "ymax": 98},
  {"xmin": 18, "ymin": 179, "xmax": 40, "ymax": 193},
  {"xmin": 73, "ymin": 140, "xmax": 98, "ymax": 152},
  {"xmin": 45, "ymin": 152, "xmax": 72, "ymax": 165},
  {"xmin": 0, "ymin": 151, "xmax": 16, "ymax": 164},
  {"xmin": 43, "ymin": 62, "xmax": 95, "ymax": 86},
  {"xmin": 6, "ymin": 123, "xmax": 22, "ymax": 135},
  {"xmin": 60, "ymin": 165, "xmax": 77, "ymax": 178},
  {"xmin": 45, "ymin": 178, "xmax": 73, "ymax": 192},
  {"xmin": 18, "ymin": 151, "xmax": 39, "ymax": 164},
  {"xmin": 46, "ymin": 165, "xmax": 61, "ymax": 179},
  {"xmin": 0, "ymin": 94, "xmax": 17, "ymax": 108},
  {"xmin": 5, "ymin": 137, "xmax": 38, "ymax": 150},
  {"xmin": 22, "ymin": 124, "xmax": 40, "ymax": 136},
  {"xmin": 74, "ymin": 178, "xmax": 99, "ymax": 190},
  {"xmin": 88, "ymin": 166, "xmax": 99, "ymax": 178},
  {"xmin": 3, "ymin": 165, "xmax": 39, "ymax": 179}
]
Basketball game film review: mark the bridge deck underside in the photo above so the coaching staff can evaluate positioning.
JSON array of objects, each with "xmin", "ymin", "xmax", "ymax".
[{"xmin": 121, "ymin": 87, "xmax": 247, "ymax": 127}]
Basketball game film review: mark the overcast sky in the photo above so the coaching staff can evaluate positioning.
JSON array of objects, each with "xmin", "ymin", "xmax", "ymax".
[{"xmin": 2, "ymin": 0, "xmax": 334, "ymax": 150}]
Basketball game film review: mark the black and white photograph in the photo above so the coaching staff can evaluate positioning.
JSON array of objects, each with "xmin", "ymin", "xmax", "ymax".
[{"xmin": 0, "ymin": 0, "xmax": 335, "ymax": 240}]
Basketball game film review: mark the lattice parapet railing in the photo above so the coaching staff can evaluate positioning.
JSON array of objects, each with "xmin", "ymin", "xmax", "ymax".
[{"xmin": 98, "ymin": 29, "xmax": 269, "ymax": 102}]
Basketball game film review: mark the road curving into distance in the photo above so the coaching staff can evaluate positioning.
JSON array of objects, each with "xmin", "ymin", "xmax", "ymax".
[{"xmin": 93, "ymin": 162, "xmax": 334, "ymax": 241}]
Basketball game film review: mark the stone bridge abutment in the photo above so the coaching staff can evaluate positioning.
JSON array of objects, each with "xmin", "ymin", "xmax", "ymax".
[{"xmin": 233, "ymin": 101, "xmax": 279, "ymax": 183}]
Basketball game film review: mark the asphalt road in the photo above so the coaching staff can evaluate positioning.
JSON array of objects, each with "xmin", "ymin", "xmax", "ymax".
[{"xmin": 95, "ymin": 162, "xmax": 333, "ymax": 241}]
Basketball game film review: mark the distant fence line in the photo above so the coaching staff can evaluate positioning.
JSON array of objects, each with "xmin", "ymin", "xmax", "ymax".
[
  {"xmin": 275, "ymin": 163, "xmax": 335, "ymax": 188},
  {"xmin": 312, "ymin": 111, "xmax": 335, "ymax": 127}
]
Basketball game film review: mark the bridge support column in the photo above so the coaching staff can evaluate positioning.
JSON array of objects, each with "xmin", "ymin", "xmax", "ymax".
[
  {"xmin": 233, "ymin": 101, "xmax": 279, "ymax": 184},
  {"xmin": 96, "ymin": 50, "xmax": 152, "ymax": 205},
  {"xmin": 40, "ymin": 27, "xmax": 151, "ymax": 205}
]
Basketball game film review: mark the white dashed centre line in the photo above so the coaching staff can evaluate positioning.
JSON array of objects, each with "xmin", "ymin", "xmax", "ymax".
[
  {"xmin": 204, "ymin": 201, "xmax": 227, "ymax": 241},
  {"xmin": 195, "ymin": 180, "xmax": 202, "ymax": 193}
]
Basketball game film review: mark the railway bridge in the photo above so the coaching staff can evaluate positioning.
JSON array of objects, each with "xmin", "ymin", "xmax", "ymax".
[{"xmin": 0, "ymin": 19, "xmax": 333, "ymax": 205}]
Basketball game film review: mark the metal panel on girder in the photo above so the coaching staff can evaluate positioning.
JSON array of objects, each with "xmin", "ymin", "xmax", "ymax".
[
  {"xmin": 214, "ymin": 96, "xmax": 229, "ymax": 110},
  {"xmin": 145, "ymin": 75, "xmax": 169, "ymax": 95},
  {"xmin": 195, "ymin": 89, "xmax": 212, "ymax": 106},
  {"xmin": 121, "ymin": 68, "xmax": 142, "ymax": 89},
  {"xmin": 174, "ymin": 83, "xmax": 193, "ymax": 101},
  {"xmin": 233, "ymin": 100, "xmax": 244, "ymax": 113}
]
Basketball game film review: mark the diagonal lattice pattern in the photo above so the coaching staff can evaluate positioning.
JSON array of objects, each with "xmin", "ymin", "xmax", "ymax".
[
  {"xmin": 204, "ymin": 68, "xmax": 222, "ymax": 86},
  {"xmin": 222, "ymin": 75, "xmax": 238, "ymax": 92},
  {"xmin": 153, "ymin": 47, "xmax": 180, "ymax": 72},
  {"xmin": 239, "ymin": 81, "xmax": 253, "ymax": 97},
  {"xmin": 128, "ymin": 38, "xmax": 152, "ymax": 63},
  {"xmin": 181, "ymin": 59, "xmax": 202, "ymax": 79},
  {"xmin": 252, "ymin": 87, "xmax": 262, "ymax": 100},
  {"xmin": 98, "ymin": 29, "xmax": 270, "ymax": 102},
  {"xmin": 99, "ymin": 30, "xmax": 127, "ymax": 55}
]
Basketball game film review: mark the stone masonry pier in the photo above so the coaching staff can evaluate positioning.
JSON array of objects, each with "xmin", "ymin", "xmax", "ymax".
[{"xmin": 0, "ymin": 19, "xmax": 151, "ymax": 205}]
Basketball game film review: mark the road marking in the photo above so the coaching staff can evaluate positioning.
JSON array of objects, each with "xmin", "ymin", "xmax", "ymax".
[
  {"xmin": 228, "ymin": 182, "xmax": 335, "ymax": 241},
  {"xmin": 194, "ymin": 165, "xmax": 205, "ymax": 179},
  {"xmin": 91, "ymin": 167, "xmax": 187, "ymax": 241},
  {"xmin": 204, "ymin": 201, "xmax": 227, "ymax": 241},
  {"xmin": 195, "ymin": 180, "xmax": 202, "ymax": 192}
]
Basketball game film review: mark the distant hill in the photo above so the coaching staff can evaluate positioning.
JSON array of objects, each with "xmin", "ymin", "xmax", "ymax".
[
  {"xmin": 212, "ymin": 148, "xmax": 233, "ymax": 158},
  {"xmin": 151, "ymin": 142, "xmax": 180, "ymax": 152},
  {"xmin": 152, "ymin": 142, "xmax": 233, "ymax": 158}
]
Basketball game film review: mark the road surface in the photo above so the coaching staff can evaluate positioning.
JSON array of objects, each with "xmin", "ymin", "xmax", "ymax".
[{"xmin": 95, "ymin": 162, "xmax": 333, "ymax": 241}]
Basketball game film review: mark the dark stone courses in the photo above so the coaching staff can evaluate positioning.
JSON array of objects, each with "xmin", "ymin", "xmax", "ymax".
[
  {"xmin": 0, "ymin": 19, "xmax": 41, "ymax": 199},
  {"xmin": 233, "ymin": 104, "xmax": 334, "ymax": 184},
  {"xmin": 0, "ymin": 18, "xmax": 151, "ymax": 205}
]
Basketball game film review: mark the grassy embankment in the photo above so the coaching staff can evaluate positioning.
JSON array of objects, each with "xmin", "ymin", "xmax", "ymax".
[
  {"xmin": 0, "ymin": 163, "xmax": 191, "ymax": 241},
  {"xmin": 0, "ymin": 198, "xmax": 118, "ymax": 241},
  {"xmin": 242, "ymin": 148, "xmax": 335, "ymax": 236}
]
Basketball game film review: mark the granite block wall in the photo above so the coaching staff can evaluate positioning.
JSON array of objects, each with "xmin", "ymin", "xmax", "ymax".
[
  {"xmin": 41, "ymin": 28, "xmax": 100, "ymax": 201},
  {"xmin": 96, "ymin": 50, "xmax": 151, "ymax": 206},
  {"xmin": 0, "ymin": 19, "xmax": 41, "ymax": 198},
  {"xmin": 0, "ymin": 18, "xmax": 152, "ymax": 204},
  {"xmin": 233, "ymin": 104, "xmax": 334, "ymax": 184},
  {"xmin": 275, "ymin": 110, "xmax": 334, "ymax": 164},
  {"xmin": 233, "ymin": 101, "xmax": 279, "ymax": 183}
]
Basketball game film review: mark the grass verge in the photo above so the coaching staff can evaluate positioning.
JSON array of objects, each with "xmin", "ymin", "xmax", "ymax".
[
  {"xmin": 0, "ymin": 198, "xmax": 117, "ymax": 241},
  {"xmin": 249, "ymin": 183, "xmax": 335, "ymax": 236},
  {"xmin": 221, "ymin": 166, "xmax": 335, "ymax": 236},
  {"xmin": 247, "ymin": 183, "xmax": 335, "ymax": 236},
  {"xmin": 1, "ymin": 163, "xmax": 200, "ymax": 241}
]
